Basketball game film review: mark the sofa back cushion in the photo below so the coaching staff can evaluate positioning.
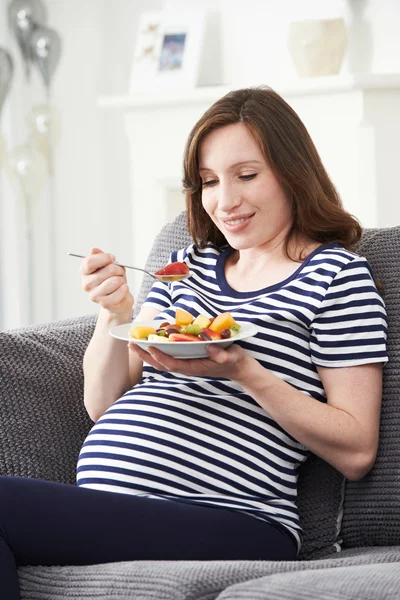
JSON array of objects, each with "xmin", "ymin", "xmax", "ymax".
[
  {"xmin": 341, "ymin": 226, "xmax": 400, "ymax": 548},
  {"xmin": 0, "ymin": 316, "xmax": 96, "ymax": 485}
]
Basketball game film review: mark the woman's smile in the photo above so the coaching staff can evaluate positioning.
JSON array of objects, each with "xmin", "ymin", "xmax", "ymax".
[{"xmin": 221, "ymin": 213, "xmax": 255, "ymax": 233}]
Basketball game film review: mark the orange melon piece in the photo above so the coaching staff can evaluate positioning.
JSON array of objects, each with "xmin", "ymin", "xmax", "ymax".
[
  {"xmin": 130, "ymin": 326, "xmax": 157, "ymax": 339},
  {"xmin": 209, "ymin": 312, "xmax": 236, "ymax": 333},
  {"xmin": 175, "ymin": 308, "xmax": 194, "ymax": 327}
]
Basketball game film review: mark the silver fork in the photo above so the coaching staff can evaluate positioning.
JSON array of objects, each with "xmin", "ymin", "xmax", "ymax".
[{"xmin": 66, "ymin": 253, "xmax": 191, "ymax": 282}]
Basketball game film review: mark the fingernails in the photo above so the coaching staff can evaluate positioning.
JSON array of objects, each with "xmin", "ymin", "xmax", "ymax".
[{"xmin": 109, "ymin": 253, "xmax": 116, "ymax": 261}]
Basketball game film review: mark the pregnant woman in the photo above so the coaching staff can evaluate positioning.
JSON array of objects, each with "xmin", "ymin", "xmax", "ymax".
[{"xmin": 0, "ymin": 87, "xmax": 387, "ymax": 599}]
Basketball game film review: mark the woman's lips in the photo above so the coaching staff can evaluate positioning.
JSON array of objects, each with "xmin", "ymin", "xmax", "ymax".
[{"xmin": 222, "ymin": 214, "xmax": 254, "ymax": 233}]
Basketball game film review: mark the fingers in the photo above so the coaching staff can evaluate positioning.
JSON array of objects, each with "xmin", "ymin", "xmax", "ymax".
[
  {"xmin": 129, "ymin": 341, "xmax": 246, "ymax": 379},
  {"xmin": 79, "ymin": 249, "xmax": 132, "ymax": 312},
  {"xmin": 130, "ymin": 343, "xmax": 214, "ymax": 377},
  {"xmin": 80, "ymin": 249, "xmax": 124, "ymax": 292},
  {"xmin": 93, "ymin": 281, "xmax": 131, "ymax": 310},
  {"xmin": 85, "ymin": 266, "xmax": 127, "ymax": 293},
  {"xmin": 206, "ymin": 343, "xmax": 243, "ymax": 363},
  {"xmin": 80, "ymin": 249, "xmax": 116, "ymax": 277},
  {"xmin": 90, "ymin": 247, "xmax": 105, "ymax": 255}
]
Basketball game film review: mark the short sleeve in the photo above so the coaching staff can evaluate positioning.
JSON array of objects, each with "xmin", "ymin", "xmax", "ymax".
[
  {"xmin": 141, "ymin": 279, "xmax": 172, "ymax": 312},
  {"xmin": 310, "ymin": 258, "xmax": 388, "ymax": 368}
]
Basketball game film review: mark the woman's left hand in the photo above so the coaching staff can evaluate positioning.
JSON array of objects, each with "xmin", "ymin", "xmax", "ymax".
[{"xmin": 129, "ymin": 341, "xmax": 251, "ymax": 383}]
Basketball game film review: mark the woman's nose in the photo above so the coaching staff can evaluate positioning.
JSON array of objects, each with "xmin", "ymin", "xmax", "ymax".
[{"xmin": 217, "ymin": 181, "xmax": 241, "ymax": 212}]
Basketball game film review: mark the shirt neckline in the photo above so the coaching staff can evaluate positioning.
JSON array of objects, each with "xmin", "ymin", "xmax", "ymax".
[{"xmin": 215, "ymin": 242, "xmax": 340, "ymax": 298}]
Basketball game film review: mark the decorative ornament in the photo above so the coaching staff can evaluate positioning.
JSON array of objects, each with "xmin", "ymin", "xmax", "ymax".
[
  {"xmin": 7, "ymin": 0, "xmax": 46, "ymax": 80},
  {"xmin": 26, "ymin": 104, "xmax": 61, "ymax": 171},
  {"xmin": 5, "ymin": 141, "xmax": 47, "ymax": 201},
  {"xmin": 288, "ymin": 18, "xmax": 348, "ymax": 78},
  {"xmin": 5, "ymin": 141, "xmax": 48, "ymax": 323},
  {"xmin": 0, "ymin": 47, "xmax": 14, "ymax": 116},
  {"xmin": 30, "ymin": 24, "xmax": 61, "ymax": 90}
]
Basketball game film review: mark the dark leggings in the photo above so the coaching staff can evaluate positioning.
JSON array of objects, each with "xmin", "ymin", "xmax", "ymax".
[{"xmin": 0, "ymin": 475, "xmax": 297, "ymax": 599}]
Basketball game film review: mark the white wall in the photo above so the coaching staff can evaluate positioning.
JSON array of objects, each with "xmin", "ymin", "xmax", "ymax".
[
  {"xmin": 1, "ymin": 0, "xmax": 400, "ymax": 329},
  {"xmin": 220, "ymin": 0, "xmax": 400, "ymax": 85},
  {"xmin": 0, "ymin": 0, "xmax": 162, "ymax": 329},
  {"xmin": 47, "ymin": 0, "xmax": 164, "ymax": 323}
]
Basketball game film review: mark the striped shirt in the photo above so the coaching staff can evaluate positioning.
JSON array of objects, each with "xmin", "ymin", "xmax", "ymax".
[{"xmin": 76, "ymin": 242, "xmax": 388, "ymax": 551}]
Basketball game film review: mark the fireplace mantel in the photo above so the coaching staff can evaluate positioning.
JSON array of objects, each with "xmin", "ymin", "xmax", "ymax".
[
  {"xmin": 98, "ymin": 73, "xmax": 400, "ymax": 292},
  {"xmin": 98, "ymin": 73, "xmax": 400, "ymax": 108}
]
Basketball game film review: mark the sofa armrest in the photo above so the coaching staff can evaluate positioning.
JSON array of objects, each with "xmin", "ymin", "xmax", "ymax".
[{"xmin": 0, "ymin": 315, "xmax": 96, "ymax": 485}]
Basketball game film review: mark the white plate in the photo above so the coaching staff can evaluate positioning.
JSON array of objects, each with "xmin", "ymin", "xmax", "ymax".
[{"xmin": 110, "ymin": 320, "xmax": 258, "ymax": 359}]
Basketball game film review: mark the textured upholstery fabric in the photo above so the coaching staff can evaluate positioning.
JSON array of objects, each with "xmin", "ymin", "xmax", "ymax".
[
  {"xmin": 1, "ymin": 215, "xmax": 399, "ymax": 598},
  {"xmin": 217, "ymin": 551, "xmax": 400, "ymax": 600},
  {"xmin": 17, "ymin": 547, "xmax": 400, "ymax": 600},
  {"xmin": 0, "ymin": 315, "xmax": 96, "ymax": 485},
  {"xmin": 340, "ymin": 226, "xmax": 400, "ymax": 548},
  {"xmin": 134, "ymin": 210, "xmax": 345, "ymax": 560}
]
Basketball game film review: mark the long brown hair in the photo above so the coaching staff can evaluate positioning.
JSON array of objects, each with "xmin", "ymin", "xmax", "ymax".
[{"xmin": 183, "ymin": 86, "xmax": 362, "ymax": 256}]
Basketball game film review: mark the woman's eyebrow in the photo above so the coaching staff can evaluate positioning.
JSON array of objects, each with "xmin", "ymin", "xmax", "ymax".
[{"xmin": 199, "ymin": 160, "xmax": 263, "ymax": 173}]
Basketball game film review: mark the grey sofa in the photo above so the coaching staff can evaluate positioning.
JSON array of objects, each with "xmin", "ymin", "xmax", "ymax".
[{"xmin": 1, "ymin": 212, "xmax": 400, "ymax": 600}]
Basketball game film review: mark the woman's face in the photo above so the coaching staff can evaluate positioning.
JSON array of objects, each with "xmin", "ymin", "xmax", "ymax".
[{"xmin": 198, "ymin": 122, "xmax": 293, "ymax": 250}]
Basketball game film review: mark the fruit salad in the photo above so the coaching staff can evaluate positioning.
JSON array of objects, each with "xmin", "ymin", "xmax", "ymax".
[{"xmin": 130, "ymin": 308, "xmax": 241, "ymax": 343}]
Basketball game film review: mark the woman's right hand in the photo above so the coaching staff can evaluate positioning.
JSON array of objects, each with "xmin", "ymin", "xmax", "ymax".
[{"xmin": 80, "ymin": 247, "xmax": 134, "ymax": 318}]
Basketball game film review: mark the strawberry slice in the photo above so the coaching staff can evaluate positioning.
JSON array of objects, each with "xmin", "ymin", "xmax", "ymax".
[
  {"xmin": 154, "ymin": 262, "xmax": 189, "ymax": 276},
  {"xmin": 168, "ymin": 333, "xmax": 201, "ymax": 342},
  {"xmin": 200, "ymin": 328, "xmax": 222, "ymax": 341}
]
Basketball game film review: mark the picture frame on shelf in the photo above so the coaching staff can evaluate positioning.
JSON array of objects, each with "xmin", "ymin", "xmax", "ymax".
[{"xmin": 129, "ymin": 9, "xmax": 206, "ymax": 92}]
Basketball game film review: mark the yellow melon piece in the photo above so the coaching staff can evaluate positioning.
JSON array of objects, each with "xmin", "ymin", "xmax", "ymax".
[
  {"xmin": 130, "ymin": 326, "xmax": 157, "ymax": 339},
  {"xmin": 192, "ymin": 314, "xmax": 211, "ymax": 329},
  {"xmin": 175, "ymin": 308, "xmax": 194, "ymax": 327},
  {"xmin": 209, "ymin": 312, "xmax": 236, "ymax": 333}
]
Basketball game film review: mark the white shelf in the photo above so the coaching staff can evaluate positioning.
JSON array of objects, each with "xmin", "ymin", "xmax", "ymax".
[
  {"xmin": 97, "ymin": 85, "xmax": 230, "ymax": 110},
  {"xmin": 97, "ymin": 73, "xmax": 400, "ymax": 110}
]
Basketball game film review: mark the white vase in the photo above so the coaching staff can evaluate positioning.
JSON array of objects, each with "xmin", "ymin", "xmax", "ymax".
[{"xmin": 288, "ymin": 18, "xmax": 348, "ymax": 78}]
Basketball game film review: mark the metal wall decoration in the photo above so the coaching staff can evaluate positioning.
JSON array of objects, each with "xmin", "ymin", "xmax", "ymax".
[
  {"xmin": 7, "ymin": 0, "xmax": 46, "ymax": 80},
  {"xmin": 2, "ymin": 0, "xmax": 63, "ymax": 323}
]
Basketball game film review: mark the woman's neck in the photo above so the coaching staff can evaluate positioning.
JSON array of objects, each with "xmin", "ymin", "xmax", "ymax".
[
  {"xmin": 230, "ymin": 233, "xmax": 317, "ymax": 272},
  {"xmin": 224, "ymin": 235, "xmax": 320, "ymax": 292}
]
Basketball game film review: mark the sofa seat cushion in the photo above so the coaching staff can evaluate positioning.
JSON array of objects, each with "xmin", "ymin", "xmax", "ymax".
[
  {"xmin": 218, "ymin": 561, "xmax": 400, "ymax": 600},
  {"xmin": 18, "ymin": 547, "xmax": 400, "ymax": 600}
]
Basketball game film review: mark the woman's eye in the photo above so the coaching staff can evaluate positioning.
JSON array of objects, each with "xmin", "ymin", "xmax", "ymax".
[
  {"xmin": 239, "ymin": 174, "xmax": 257, "ymax": 181},
  {"xmin": 202, "ymin": 179, "xmax": 217, "ymax": 187}
]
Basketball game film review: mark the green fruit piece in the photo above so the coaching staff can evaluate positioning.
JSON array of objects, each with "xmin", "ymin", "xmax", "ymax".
[
  {"xmin": 230, "ymin": 324, "xmax": 241, "ymax": 336},
  {"xmin": 185, "ymin": 324, "xmax": 202, "ymax": 336}
]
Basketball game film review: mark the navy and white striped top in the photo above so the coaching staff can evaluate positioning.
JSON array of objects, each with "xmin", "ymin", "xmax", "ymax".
[{"xmin": 76, "ymin": 242, "xmax": 388, "ymax": 551}]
